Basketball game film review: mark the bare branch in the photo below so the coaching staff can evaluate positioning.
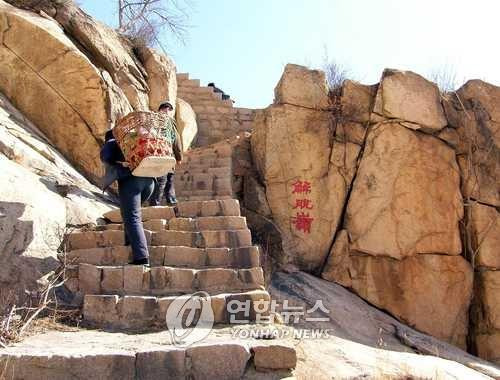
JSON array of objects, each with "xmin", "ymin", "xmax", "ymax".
[{"xmin": 116, "ymin": 0, "xmax": 193, "ymax": 47}]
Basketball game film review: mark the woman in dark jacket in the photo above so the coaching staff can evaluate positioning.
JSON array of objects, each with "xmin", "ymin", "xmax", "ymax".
[{"xmin": 100, "ymin": 130, "xmax": 154, "ymax": 265}]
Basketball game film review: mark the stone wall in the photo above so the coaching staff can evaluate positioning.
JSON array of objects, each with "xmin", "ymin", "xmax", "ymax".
[
  {"xmin": 249, "ymin": 64, "xmax": 500, "ymax": 358},
  {"xmin": 177, "ymin": 73, "xmax": 258, "ymax": 146}
]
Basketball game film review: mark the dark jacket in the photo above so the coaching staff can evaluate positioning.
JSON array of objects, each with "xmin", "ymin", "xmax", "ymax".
[{"xmin": 100, "ymin": 138, "xmax": 132, "ymax": 190}]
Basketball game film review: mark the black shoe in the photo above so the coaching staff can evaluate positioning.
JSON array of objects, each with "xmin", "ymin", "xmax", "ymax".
[
  {"xmin": 129, "ymin": 258, "xmax": 149, "ymax": 266},
  {"xmin": 166, "ymin": 198, "xmax": 178, "ymax": 206}
]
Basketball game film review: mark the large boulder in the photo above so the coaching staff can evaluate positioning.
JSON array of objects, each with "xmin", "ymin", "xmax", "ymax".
[
  {"xmin": 448, "ymin": 80, "xmax": 500, "ymax": 207},
  {"xmin": 0, "ymin": 1, "xmax": 132, "ymax": 181},
  {"xmin": 175, "ymin": 98, "xmax": 198, "ymax": 151},
  {"xmin": 274, "ymin": 64, "xmax": 330, "ymax": 110},
  {"xmin": 345, "ymin": 122, "xmax": 463, "ymax": 259},
  {"xmin": 252, "ymin": 104, "xmax": 360, "ymax": 271},
  {"xmin": 138, "ymin": 46, "xmax": 177, "ymax": 112},
  {"xmin": 372, "ymin": 69, "xmax": 447, "ymax": 132},
  {"xmin": 0, "ymin": 92, "xmax": 112, "ymax": 306}
]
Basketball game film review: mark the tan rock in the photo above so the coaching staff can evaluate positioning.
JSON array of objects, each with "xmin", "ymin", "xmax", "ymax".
[
  {"xmin": 136, "ymin": 349, "xmax": 186, "ymax": 380},
  {"xmin": 78, "ymin": 264, "xmax": 101, "ymax": 295},
  {"xmin": 274, "ymin": 64, "xmax": 330, "ymax": 109},
  {"xmin": 321, "ymin": 230, "xmax": 351, "ymax": 287},
  {"xmin": 470, "ymin": 203, "xmax": 500, "ymax": 269},
  {"xmin": 101, "ymin": 267, "xmax": 124, "ymax": 293},
  {"xmin": 457, "ymin": 79, "xmax": 500, "ymax": 123},
  {"xmin": 0, "ymin": 2, "xmax": 112, "ymax": 180},
  {"xmin": 475, "ymin": 271, "xmax": 500, "ymax": 332},
  {"xmin": 335, "ymin": 121, "xmax": 367, "ymax": 145},
  {"xmin": 349, "ymin": 254, "xmax": 473, "ymax": 348},
  {"xmin": 252, "ymin": 344, "xmax": 297, "ymax": 371},
  {"xmin": 346, "ymin": 122, "xmax": 463, "ymax": 259},
  {"xmin": 175, "ymin": 98, "xmax": 198, "ymax": 151},
  {"xmin": 373, "ymin": 69, "xmax": 447, "ymax": 132},
  {"xmin": 187, "ymin": 343, "xmax": 250, "ymax": 380},
  {"xmin": 49, "ymin": 1, "xmax": 149, "ymax": 110},
  {"xmin": 197, "ymin": 268, "xmax": 238, "ymax": 290},
  {"xmin": 252, "ymin": 103, "xmax": 362, "ymax": 270},
  {"xmin": 137, "ymin": 46, "xmax": 177, "ymax": 112},
  {"xmin": 340, "ymin": 80, "xmax": 377, "ymax": 123},
  {"xmin": 475, "ymin": 332, "xmax": 500, "ymax": 365},
  {"xmin": 453, "ymin": 80, "xmax": 500, "ymax": 207}
]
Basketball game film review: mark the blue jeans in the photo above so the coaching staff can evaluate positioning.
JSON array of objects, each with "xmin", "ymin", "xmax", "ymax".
[
  {"xmin": 118, "ymin": 176, "xmax": 155, "ymax": 261},
  {"xmin": 149, "ymin": 172, "xmax": 176, "ymax": 206}
]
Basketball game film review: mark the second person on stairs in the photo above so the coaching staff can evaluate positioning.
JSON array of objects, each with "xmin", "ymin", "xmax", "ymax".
[{"xmin": 149, "ymin": 101, "xmax": 183, "ymax": 207}]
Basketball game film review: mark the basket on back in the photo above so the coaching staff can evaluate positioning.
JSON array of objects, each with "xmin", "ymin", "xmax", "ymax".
[{"xmin": 113, "ymin": 111, "xmax": 177, "ymax": 178}]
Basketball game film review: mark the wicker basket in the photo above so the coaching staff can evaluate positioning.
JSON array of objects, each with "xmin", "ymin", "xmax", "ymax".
[{"xmin": 113, "ymin": 111, "xmax": 177, "ymax": 177}]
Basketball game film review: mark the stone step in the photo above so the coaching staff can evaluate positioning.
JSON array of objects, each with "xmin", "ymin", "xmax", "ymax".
[
  {"xmin": 0, "ymin": 329, "xmax": 297, "ymax": 379},
  {"xmin": 103, "ymin": 199, "xmax": 241, "ymax": 223},
  {"xmin": 66, "ymin": 246, "xmax": 260, "ymax": 268},
  {"xmin": 185, "ymin": 144, "xmax": 232, "ymax": 157},
  {"xmin": 68, "ymin": 228, "xmax": 251, "ymax": 250},
  {"xmin": 77, "ymin": 264, "xmax": 265, "ymax": 297},
  {"xmin": 96, "ymin": 216, "xmax": 247, "ymax": 233},
  {"xmin": 152, "ymin": 229, "xmax": 252, "ymax": 248},
  {"xmin": 178, "ymin": 195, "xmax": 233, "ymax": 202},
  {"xmin": 175, "ymin": 166, "xmax": 232, "ymax": 178},
  {"xmin": 83, "ymin": 289, "xmax": 270, "ymax": 330},
  {"xmin": 176, "ymin": 72, "xmax": 189, "ymax": 81},
  {"xmin": 179, "ymin": 78, "xmax": 200, "ymax": 87}
]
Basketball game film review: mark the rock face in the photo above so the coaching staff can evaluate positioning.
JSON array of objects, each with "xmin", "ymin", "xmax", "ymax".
[
  {"xmin": 274, "ymin": 64, "xmax": 330, "ymax": 109},
  {"xmin": 252, "ymin": 103, "xmax": 359, "ymax": 270},
  {"xmin": 175, "ymin": 98, "xmax": 198, "ymax": 151},
  {"xmin": 372, "ymin": 69, "xmax": 447, "ymax": 132},
  {"xmin": 270, "ymin": 271, "xmax": 499, "ymax": 379},
  {"xmin": 346, "ymin": 122, "xmax": 463, "ymax": 259},
  {"xmin": 250, "ymin": 65, "xmax": 489, "ymax": 352},
  {"xmin": 0, "ymin": 92, "xmax": 112, "ymax": 306},
  {"xmin": 0, "ymin": 1, "xmax": 114, "ymax": 180},
  {"xmin": 138, "ymin": 46, "xmax": 177, "ymax": 112}
]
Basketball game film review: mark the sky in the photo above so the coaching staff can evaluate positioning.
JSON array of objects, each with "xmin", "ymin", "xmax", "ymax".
[{"xmin": 80, "ymin": 0, "xmax": 500, "ymax": 109}]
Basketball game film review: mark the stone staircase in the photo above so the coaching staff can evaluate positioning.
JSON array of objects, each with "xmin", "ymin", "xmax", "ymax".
[
  {"xmin": 174, "ymin": 142, "xmax": 234, "ymax": 201},
  {"xmin": 64, "ymin": 197, "xmax": 269, "ymax": 331},
  {"xmin": 177, "ymin": 73, "xmax": 256, "ymax": 146}
]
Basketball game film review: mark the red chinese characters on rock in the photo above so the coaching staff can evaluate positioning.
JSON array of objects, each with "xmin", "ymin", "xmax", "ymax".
[{"xmin": 291, "ymin": 180, "xmax": 314, "ymax": 234}]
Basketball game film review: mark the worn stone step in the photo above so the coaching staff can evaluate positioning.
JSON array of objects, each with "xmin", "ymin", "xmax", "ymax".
[
  {"xmin": 152, "ymin": 229, "xmax": 252, "ymax": 248},
  {"xmin": 83, "ymin": 289, "xmax": 270, "ymax": 330},
  {"xmin": 66, "ymin": 246, "xmax": 260, "ymax": 268},
  {"xmin": 178, "ymin": 195, "xmax": 233, "ymax": 202},
  {"xmin": 97, "ymin": 216, "xmax": 247, "ymax": 233},
  {"xmin": 77, "ymin": 264, "xmax": 265, "ymax": 297},
  {"xmin": 185, "ymin": 144, "xmax": 232, "ymax": 157},
  {"xmin": 179, "ymin": 78, "xmax": 199, "ymax": 87},
  {"xmin": 103, "ymin": 199, "xmax": 241, "ymax": 223},
  {"xmin": 176, "ymin": 167, "xmax": 231, "ymax": 178},
  {"xmin": 67, "ymin": 230, "xmax": 152, "ymax": 251},
  {"xmin": 67, "ymin": 228, "xmax": 250, "ymax": 250}
]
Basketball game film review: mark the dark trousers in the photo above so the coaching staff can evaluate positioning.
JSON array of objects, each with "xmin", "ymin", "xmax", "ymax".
[
  {"xmin": 118, "ymin": 176, "xmax": 155, "ymax": 261},
  {"xmin": 149, "ymin": 172, "xmax": 176, "ymax": 206}
]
